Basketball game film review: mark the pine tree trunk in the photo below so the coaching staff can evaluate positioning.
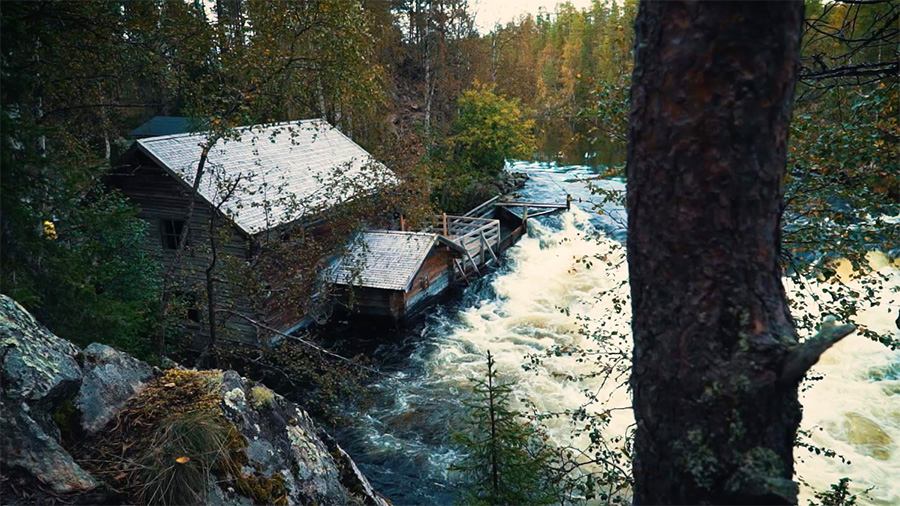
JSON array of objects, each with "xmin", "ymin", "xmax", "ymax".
[
  {"xmin": 624, "ymin": 2, "xmax": 839, "ymax": 503},
  {"xmin": 424, "ymin": 31, "xmax": 432, "ymax": 134}
]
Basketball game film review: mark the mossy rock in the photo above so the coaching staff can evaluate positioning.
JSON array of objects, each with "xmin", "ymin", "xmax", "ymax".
[
  {"xmin": 234, "ymin": 471, "xmax": 288, "ymax": 505},
  {"xmin": 249, "ymin": 386, "xmax": 275, "ymax": 410}
]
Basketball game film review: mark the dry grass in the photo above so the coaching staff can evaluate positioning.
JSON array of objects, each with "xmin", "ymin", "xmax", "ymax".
[
  {"xmin": 73, "ymin": 369, "xmax": 289, "ymax": 505},
  {"xmin": 74, "ymin": 370, "xmax": 233, "ymax": 505},
  {"xmin": 132, "ymin": 410, "xmax": 234, "ymax": 505}
]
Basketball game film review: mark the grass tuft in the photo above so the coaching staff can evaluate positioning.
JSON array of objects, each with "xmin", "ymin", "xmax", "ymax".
[
  {"xmin": 74, "ymin": 369, "xmax": 287, "ymax": 505},
  {"xmin": 133, "ymin": 410, "xmax": 232, "ymax": 505}
]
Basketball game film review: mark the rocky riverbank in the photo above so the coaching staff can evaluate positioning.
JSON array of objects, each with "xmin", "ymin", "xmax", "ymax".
[{"xmin": 0, "ymin": 295, "xmax": 387, "ymax": 506}]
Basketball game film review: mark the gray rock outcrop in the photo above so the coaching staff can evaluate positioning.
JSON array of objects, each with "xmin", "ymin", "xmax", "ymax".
[
  {"xmin": 74, "ymin": 342, "xmax": 155, "ymax": 434},
  {"xmin": 219, "ymin": 371, "xmax": 389, "ymax": 506},
  {"xmin": 0, "ymin": 294, "xmax": 388, "ymax": 505},
  {"xmin": 0, "ymin": 295, "xmax": 98, "ymax": 494}
]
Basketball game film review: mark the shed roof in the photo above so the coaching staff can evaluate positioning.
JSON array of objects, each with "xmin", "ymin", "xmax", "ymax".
[
  {"xmin": 135, "ymin": 119, "xmax": 394, "ymax": 235},
  {"xmin": 131, "ymin": 116, "xmax": 201, "ymax": 138},
  {"xmin": 332, "ymin": 231, "xmax": 438, "ymax": 291}
]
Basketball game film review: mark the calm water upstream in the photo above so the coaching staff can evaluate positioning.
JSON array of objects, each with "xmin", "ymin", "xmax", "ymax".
[{"xmin": 330, "ymin": 161, "xmax": 900, "ymax": 505}]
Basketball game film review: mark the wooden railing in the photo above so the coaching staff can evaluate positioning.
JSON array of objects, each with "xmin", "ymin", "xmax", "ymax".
[{"xmin": 428, "ymin": 214, "xmax": 501, "ymax": 279}]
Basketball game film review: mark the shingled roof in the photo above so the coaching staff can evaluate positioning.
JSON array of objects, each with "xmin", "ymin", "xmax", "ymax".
[
  {"xmin": 332, "ymin": 231, "xmax": 438, "ymax": 291},
  {"xmin": 135, "ymin": 119, "xmax": 394, "ymax": 235}
]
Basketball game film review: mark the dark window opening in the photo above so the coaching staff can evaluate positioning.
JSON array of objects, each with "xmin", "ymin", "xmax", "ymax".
[
  {"xmin": 187, "ymin": 305, "xmax": 201, "ymax": 323},
  {"xmin": 171, "ymin": 291, "xmax": 201, "ymax": 324},
  {"xmin": 160, "ymin": 219, "xmax": 186, "ymax": 250}
]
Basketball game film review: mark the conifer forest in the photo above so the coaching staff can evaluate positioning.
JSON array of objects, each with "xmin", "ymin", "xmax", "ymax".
[{"xmin": 1, "ymin": 1, "xmax": 897, "ymax": 505}]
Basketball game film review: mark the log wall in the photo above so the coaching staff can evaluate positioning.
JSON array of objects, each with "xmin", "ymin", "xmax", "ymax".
[{"xmin": 108, "ymin": 153, "xmax": 270, "ymax": 347}]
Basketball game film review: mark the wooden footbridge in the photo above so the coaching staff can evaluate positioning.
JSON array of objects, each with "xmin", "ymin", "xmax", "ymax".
[
  {"xmin": 430, "ymin": 196, "xmax": 570, "ymax": 284},
  {"xmin": 429, "ymin": 214, "xmax": 500, "ymax": 284},
  {"xmin": 332, "ymin": 196, "xmax": 569, "ymax": 320}
]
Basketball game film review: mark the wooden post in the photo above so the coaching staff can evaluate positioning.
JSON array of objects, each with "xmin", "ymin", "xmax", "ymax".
[
  {"xmin": 455, "ymin": 259, "xmax": 469, "ymax": 285},
  {"xmin": 466, "ymin": 250, "xmax": 481, "ymax": 277},
  {"xmin": 481, "ymin": 231, "xmax": 498, "ymax": 264},
  {"xmin": 480, "ymin": 232, "xmax": 485, "ymax": 266},
  {"xmin": 522, "ymin": 206, "xmax": 528, "ymax": 225},
  {"xmin": 400, "ymin": 215, "xmax": 406, "ymax": 232},
  {"xmin": 442, "ymin": 213, "xmax": 448, "ymax": 236}
]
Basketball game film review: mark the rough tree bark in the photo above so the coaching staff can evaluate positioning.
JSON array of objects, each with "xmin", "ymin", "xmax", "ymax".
[{"xmin": 626, "ymin": 2, "xmax": 853, "ymax": 504}]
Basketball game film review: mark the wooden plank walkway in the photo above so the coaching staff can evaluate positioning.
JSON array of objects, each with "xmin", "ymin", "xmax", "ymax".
[{"xmin": 494, "ymin": 201, "xmax": 570, "ymax": 210}]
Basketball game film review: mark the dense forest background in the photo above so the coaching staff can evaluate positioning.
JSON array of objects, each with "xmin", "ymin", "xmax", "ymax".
[{"xmin": 1, "ymin": 0, "xmax": 896, "ymax": 384}]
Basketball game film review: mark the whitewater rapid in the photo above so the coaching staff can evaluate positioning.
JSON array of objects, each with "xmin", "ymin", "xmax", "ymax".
[
  {"xmin": 448, "ymin": 208, "xmax": 899, "ymax": 504},
  {"xmin": 337, "ymin": 162, "xmax": 899, "ymax": 505}
]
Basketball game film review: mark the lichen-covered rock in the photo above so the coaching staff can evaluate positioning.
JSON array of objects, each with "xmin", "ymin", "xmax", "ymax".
[
  {"xmin": 1, "ymin": 403, "xmax": 99, "ymax": 494},
  {"xmin": 0, "ymin": 294, "xmax": 97, "ymax": 494},
  {"xmin": 219, "ymin": 371, "xmax": 389, "ymax": 506},
  {"xmin": 1, "ymin": 295, "xmax": 83, "ymax": 436},
  {"xmin": 322, "ymin": 432, "xmax": 391, "ymax": 506},
  {"xmin": 0, "ymin": 295, "xmax": 387, "ymax": 506},
  {"xmin": 75, "ymin": 343, "xmax": 155, "ymax": 434}
]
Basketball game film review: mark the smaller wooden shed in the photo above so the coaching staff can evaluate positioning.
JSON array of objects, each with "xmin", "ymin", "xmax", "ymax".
[{"xmin": 331, "ymin": 231, "xmax": 459, "ymax": 320}]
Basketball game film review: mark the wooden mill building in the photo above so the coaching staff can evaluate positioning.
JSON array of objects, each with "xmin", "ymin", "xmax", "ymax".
[
  {"xmin": 330, "ymin": 196, "xmax": 564, "ymax": 321},
  {"xmin": 107, "ymin": 119, "xmax": 395, "ymax": 345}
]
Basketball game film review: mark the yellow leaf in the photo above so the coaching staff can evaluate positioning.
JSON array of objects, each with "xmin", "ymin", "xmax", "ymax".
[
  {"xmin": 43, "ymin": 221, "xmax": 57, "ymax": 240},
  {"xmin": 175, "ymin": 456, "xmax": 190, "ymax": 464}
]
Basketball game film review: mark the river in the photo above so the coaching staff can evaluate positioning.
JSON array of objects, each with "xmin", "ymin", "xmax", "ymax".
[{"xmin": 331, "ymin": 161, "xmax": 900, "ymax": 505}]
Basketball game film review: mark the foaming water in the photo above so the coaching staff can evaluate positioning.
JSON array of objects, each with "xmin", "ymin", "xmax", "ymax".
[
  {"xmin": 787, "ymin": 266, "xmax": 900, "ymax": 505},
  {"xmin": 425, "ymin": 209, "xmax": 634, "ymax": 451},
  {"xmin": 335, "ymin": 162, "xmax": 899, "ymax": 505}
]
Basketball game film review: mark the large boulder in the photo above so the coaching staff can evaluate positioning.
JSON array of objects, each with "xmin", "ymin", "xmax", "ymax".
[
  {"xmin": 0, "ymin": 295, "xmax": 82, "ymax": 435},
  {"xmin": 0, "ymin": 295, "xmax": 97, "ymax": 494},
  {"xmin": 219, "ymin": 371, "xmax": 389, "ymax": 506},
  {"xmin": 1, "ymin": 404, "xmax": 99, "ymax": 494},
  {"xmin": 74, "ymin": 343, "xmax": 155, "ymax": 434}
]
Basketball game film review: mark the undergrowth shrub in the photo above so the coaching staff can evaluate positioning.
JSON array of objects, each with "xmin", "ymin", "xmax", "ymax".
[{"xmin": 249, "ymin": 385, "xmax": 276, "ymax": 410}]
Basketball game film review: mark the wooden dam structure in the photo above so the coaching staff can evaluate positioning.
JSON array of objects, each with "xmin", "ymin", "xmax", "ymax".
[{"xmin": 331, "ymin": 196, "xmax": 569, "ymax": 321}]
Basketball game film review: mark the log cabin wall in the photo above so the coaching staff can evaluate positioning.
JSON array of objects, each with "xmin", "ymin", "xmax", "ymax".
[
  {"xmin": 107, "ymin": 152, "xmax": 263, "ymax": 347},
  {"xmin": 254, "ymin": 215, "xmax": 349, "ymax": 333},
  {"xmin": 340, "ymin": 286, "xmax": 399, "ymax": 318},
  {"xmin": 404, "ymin": 248, "xmax": 454, "ymax": 315}
]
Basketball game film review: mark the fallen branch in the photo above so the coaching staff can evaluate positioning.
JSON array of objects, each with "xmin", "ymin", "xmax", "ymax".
[{"xmin": 214, "ymin": 309, "xmax": 383, "ymax": 376}]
